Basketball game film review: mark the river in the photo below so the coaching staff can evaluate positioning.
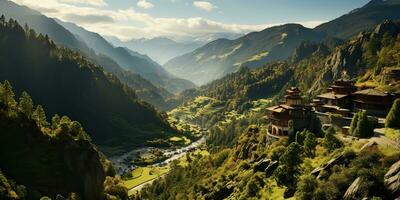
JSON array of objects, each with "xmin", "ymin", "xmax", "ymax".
[{"xmin": 110, "ymin": 135, "xmax": 207, "ymax": 176}]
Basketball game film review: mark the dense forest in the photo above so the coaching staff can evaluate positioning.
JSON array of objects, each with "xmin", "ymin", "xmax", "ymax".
[
  {"xmin": 0, "ymin": 16, "xmax": 176, "ymax": 155},
  {"xmin": 0, "ymin": 81, "xmax": 128, "ymax": 199}
]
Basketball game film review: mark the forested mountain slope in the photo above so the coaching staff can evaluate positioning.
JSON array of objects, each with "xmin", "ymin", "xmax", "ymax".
[
  {"xmin": 0, "ymin": 17, "xmax": 175, "ymax": 155},
  {"xmin": 134, "ymin": 21, "xmax": 400, "ymax": 200},
  {"xmin": 164, "ymin": 0, "xmax": 400, "ymax": 86},
  {"xmin": 0, "ymin": 82, "xmax": 127, "ymax": 199},
  {"xmin": 56, "ymin": 19, "xmax": 196, "ymax": 94},
  {"xmin": 0, "ymin": 0, "xmax": 195, "ymax": 97},
  {"xmin": 177, "ymin": 20, "xmax": 400, "ymax": 107},
  {"xmin": 315, "ymin": 0, "xmax": 400, "ymax": 39},
  {"xmin": 165, "ymin": 24, "xmax": 325, "ymax": 85}
]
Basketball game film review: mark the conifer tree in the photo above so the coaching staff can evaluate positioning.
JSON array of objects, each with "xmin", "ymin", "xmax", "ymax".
[
  {"xmin": 355, "ymin": 111, "xmax": 374, "ymax": 138},
  {"xmin": 51, "ymin": 114, "xmax": 61, "ymax": 130},
  {"xmin": 274, "ymin": 142, "xmax": 303, "ymax": 188},
  {"xmin": 386, "ymin": 99, "xmax": 400, "ymax": 129},
  {"xmin": 323, "ymin": 127, "xmax": 342, "ymax": 152},
  {"xmin": 349, "ymin": 112, "xmax": 359, "ymax": 135},
  {"xmin": 19, "ymin": 91, "xmax": 34, "ymax": 117},
  {"xmin": 2, "ymin": 80, "xmax": 17, "ymax": 108},
  {"xmin": 304, "ymin": 132, "xmax": 317, "ymax": 157},
  {"xmin": 33, "ymin": 105, "xmax": 49, "ymax": 127}
]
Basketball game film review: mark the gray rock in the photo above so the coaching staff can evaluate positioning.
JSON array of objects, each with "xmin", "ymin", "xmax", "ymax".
[
  {"xmin": 311, "ymin": 151, "xmax": 355, "ymax": 179},
  {"xmin": 311, "ymin": 167, "xmax": 324, "ymax": 176},
  {"xmin": 385, "ymin": 160, "xmax": 400, "ymax": 199},
  {"xmin": 265, "ymin": 160, "xmax": 279, "ymax": 177},
  {"xmin": 343, "ymin": 177, "xmax": 366, "ymax": 200},
  {"xmin": 253, "ymin": 159, "xmax": 271, "ymax": 172}
]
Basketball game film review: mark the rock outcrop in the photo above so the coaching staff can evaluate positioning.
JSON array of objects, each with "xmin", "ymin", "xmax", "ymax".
[
  {"xmin": 385, "ymin": 160, "xmax": 400, "ymax": 199},
  {"xmin": 311, "ymin": 151, "xmax": 356, "ymax": 180},
  {"xmin": 343, "ymin": 177, "xmax": 367, "ymax": 200}
]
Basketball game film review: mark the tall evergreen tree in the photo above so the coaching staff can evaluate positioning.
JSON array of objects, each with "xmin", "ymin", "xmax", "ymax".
[
  {"xmin": 304, "ymin": 132, "xmax": 317, "ymax": 157},
  {"xmin": 349, "ymin": 112, "xmax": 360, "ymax": 135},
  {"xmin": 1, "ymin": 81, "xmax": 17, "ymax": 108},
  {"xmin": 323, "ymin": 127, "xmax": 342, "ymax": 152},
  {"xmin": 386, "ymin": 99, "xmax": 400, "ymax": 129},
  {"xmin": 33, "ymin": 105, "xmax": 49, "ymax": 127},
  {"xmin": 274, "ymin": 142, "xmax": 303, "ymax": 189},
  {"xmin": 19, "ymin": 91, "xmax": 34, "ymax": 117},
  {"xmin": 51, "ymin": 114, "xmax": 61, "ymax": 130},
  {"xmin": 350, "ymin": 111, "xmax": 374, "ymax": 138}
]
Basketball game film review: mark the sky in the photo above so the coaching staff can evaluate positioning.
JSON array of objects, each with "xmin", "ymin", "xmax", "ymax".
[{"xmin": 11, "ymin": 0, "xmax": 370, "ymax": 41}]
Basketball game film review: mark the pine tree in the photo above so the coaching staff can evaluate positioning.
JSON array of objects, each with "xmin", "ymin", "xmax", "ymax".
[
  {"xmin": 349, "ymin": 112, "xmax": 359, "ymax": 135},
  {"xmin": 19, "ymin": 91, "xmax": 34, "ymax": 117},
  {"xmin": 356, "ymin": 111, "xmax": 374, "ymax": 138},
  {"xmin": 51, "ymin": 114, "xmax": 61, "ymax": 130},
  {"xmin": 275, "ymin": 142, "xmax": 303, "ymax": 188},
  {"xmin": 33, "ymin": 105, "xmax": 49, "ymax": 127},
  {"xmin": 323, "ymin": 127, "xmax": 342, "ymax": 152},
  {"xmin": 2, "ymin": 80, "xmax": 17, "ymax": 108},
  {"xmin": 304, "ymin": 132, "xmax": 317, "ymax": 157},
  {"xmin": 386, "ymin": 99, "xmax": 400, "ymax": 129}
]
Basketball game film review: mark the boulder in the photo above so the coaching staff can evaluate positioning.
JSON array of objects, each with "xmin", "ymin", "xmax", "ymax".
[
  {"xmin": 360, "ymin": 141, "xmax": 378, "ymax": 152},
  {"xmin": 311, "ymin": 167, "xmax": 324, "ymax": 177},
  {"xmin": 311, "ymin": 151, "xmax": 356, "ymax": 179},
  {"xmin": 385, "ymin": 160, "xmax": 400, "ymax": 199},
  {"xmin": 265, "ymin": 161, "xmax": 279, "ymax": 177},
  {"xmin": 253, "ymin": 159, "xmax": 271, "ymax": 172},
  {"xmin": 343, "ymin": 177, "xmax": 366, "ymax": 200}
]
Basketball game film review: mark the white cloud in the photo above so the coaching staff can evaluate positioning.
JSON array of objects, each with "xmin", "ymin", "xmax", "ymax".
[
  {"xmin": 10, "ymin": 0, "xmax": 326, "ymax": 41},
  {"xmin": 59, "ymin": 0, "xmax": 106, "ymax": 7},
  {"xmin": 137, "ymin": 0, "xmax": 154, "ymax": 9},
  {"xmin": 193, "ymin": 1, "xmax": 216, "ymax": 11}
]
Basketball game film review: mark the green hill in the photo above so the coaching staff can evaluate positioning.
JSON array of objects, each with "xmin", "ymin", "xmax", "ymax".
[
  {"xmin": 0, "ymin": 16, "xmax": 175, "ymax": 156},
  {"xmin": 0, "ymin": 81, "xmax": 127, "ymax": 199}
]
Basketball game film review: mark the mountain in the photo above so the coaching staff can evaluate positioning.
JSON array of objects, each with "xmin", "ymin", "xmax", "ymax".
[
  {"xmin": 177, "ymin": 20, "xmax": 400, "ymax": 107},
  {"xmin": 165, "ymin": 24, "xmax": 325, "ymax": 85},
  {"xmin": 0, "ymin": 17, "xmax": 175, "ymax": 156},
  {"xmin": 164, "ymin": 0, "xmax": 400, "ymax": 86},
  {"xmin": 0, "ymin": 0, "xmax": 89, "ymax": 52},
  {"xmin": 134, "ymin": 20, "xmax": 400, "ymax": 200},
  {"xmin": 107, "ymin": 36, "xmax": 202, "ymax": 65},
  {"xmin": 0, "ymin": 82, "xmax": 127, "ymax": 199},
  {"xmin": 54, "ymin": 19, "xmax": 196, "ymax": 94},
  {"xmin": 315, "ymin": 0, "xmax": 400, "ymax": 39},
  {"xmin": 0, "ymin": 0, "xmax": 195, "ymax": 94}
]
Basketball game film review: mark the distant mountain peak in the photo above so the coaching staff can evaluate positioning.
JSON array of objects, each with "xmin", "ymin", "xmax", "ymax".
[{"xmin": 363, "ymin": 0, "xmax": 400, "ymax": 8}]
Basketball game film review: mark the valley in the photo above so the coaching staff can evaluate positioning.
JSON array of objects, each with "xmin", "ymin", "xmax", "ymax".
[{"xmin": 1, "ymin": 0, "xmax": 400, "ymax": 200}]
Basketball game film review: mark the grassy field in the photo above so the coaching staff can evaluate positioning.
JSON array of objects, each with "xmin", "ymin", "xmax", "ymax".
[
  {"xmin": 124, "ymin": 166, "xmax": 170, "ymax": 189},
  {"xmin": 384, "ymin": 128, "xmax": 400, "ymax": 140}
]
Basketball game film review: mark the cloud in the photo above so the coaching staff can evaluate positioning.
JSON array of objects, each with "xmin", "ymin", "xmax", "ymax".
[
  {"xmin": 137, "ymin": 0, "xmax": 154, "ymax": 9},
  {"xmin": 59, "ymin": 0, "xmax": 106, "ymax": 7},
  {"xmin": 10, "ymin": 0, "xmax": 326, "ymax": 41},
  {"xmin": 193, "ymin": 1, "xmax": 216, "ymax": 11},
  {"xmin": 63, "ymin": 13, "xmax": 114, "ymax": 23}
]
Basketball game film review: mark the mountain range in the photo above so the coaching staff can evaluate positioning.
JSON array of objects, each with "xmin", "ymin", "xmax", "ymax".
[
  {"xmin": 164, "ymin": 0, "xmax": 400, "ymax": 85},
  {"xmin": 0, "ymin": 14, "xmax": 176, "ymax": 156},
  {"xmin": 106, "ymin": 36, "xmax": 202, "ymax": 65},
  {"xmin": 0, "ymin": 0, "xmax": 196, "ymax": 95}
]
